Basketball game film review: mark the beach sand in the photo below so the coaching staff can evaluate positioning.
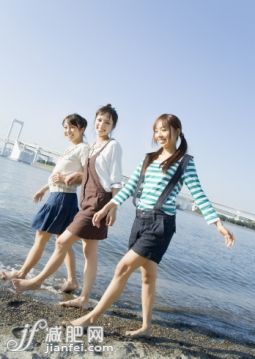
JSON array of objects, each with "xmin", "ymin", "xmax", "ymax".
[{"xmin": 0, "ymin": 287, "xmax": 254, "ymax": 359}]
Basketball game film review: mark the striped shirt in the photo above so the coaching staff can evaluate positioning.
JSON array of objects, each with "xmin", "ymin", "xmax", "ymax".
[{"xmin": 112, "ymin": 157, "xmax": 219, "ymax": 225}]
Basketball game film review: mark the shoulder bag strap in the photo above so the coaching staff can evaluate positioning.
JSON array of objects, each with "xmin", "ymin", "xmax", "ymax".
[{"xmin": 154, "ymin": 154, "xmax": 193, "ymax": 211}]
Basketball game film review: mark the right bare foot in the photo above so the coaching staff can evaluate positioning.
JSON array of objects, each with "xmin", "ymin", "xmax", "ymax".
[
  {"xmin": 125, "ymin": 327, "xmax": 151, "ymax": 338},
  {"xmin": 59, "ymin": 297, "xmax": 90, "ymax": 310},
  {"xmin": 60, "ymin": 280, "xmax": 78, "ymax": 293},
  {"xmin": 12, "ymin": 278, "xmax": 41, "ymax": 293},
  {"xmin": 1, "ymin": 271, "xmax": 25, "ymax": 281}
]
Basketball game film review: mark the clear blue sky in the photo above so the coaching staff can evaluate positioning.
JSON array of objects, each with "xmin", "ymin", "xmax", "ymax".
[{"xmin": 0, "ymin": 0, "xmax": 254, "ymax": 213}]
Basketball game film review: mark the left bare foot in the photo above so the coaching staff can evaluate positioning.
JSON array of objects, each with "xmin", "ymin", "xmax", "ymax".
[
  {"xmin": 125, "ymin": 327, "xmax": 151, "ymax": 338},
  {"xmin": 12, "ymin": 278, "xmax": 41, "ymax": 293},
  {"xmin": 59, "ymin": 297, "xmax": 90, "ymax": 309}
]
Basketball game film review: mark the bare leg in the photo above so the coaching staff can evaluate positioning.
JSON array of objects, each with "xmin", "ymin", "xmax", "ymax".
[
  {"xmin": 60, "ymin": 239, "xmax": 98, "ymax": 308},
  {"xmin": 126, "ymin": 260, "xmax": 157, "ymax": 337},
  {"xmin": 61, "ymin": 238, "xmax": 78, "ymax": 292},
  {"xmin": 12, "ymin": 230, "xmax": 79, "ymax": 292},
  {"xmin": 1, "ymin": 231, "xmax": 51, "ymax": 280},
  {"xmin": 69, "ymin": 250, "xmax": 147, "ymax": 327}
]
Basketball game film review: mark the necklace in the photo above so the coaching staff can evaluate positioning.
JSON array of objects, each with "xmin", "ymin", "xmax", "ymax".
[
  {"xmin": 63, "ymin": 143, "xmax": 81, "ymax": 157},
  {"xmin": 89, "ymin": 140, "xmax": 108, "ymax": 157}
]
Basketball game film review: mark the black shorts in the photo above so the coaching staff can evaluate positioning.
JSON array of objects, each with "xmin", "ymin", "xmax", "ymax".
[{"xmin": 128, "ymin": 210, "xmax": 176, "ymax": 264}]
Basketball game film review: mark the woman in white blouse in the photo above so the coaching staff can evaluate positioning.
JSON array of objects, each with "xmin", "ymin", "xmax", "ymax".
[
  {"xmin": 12, "ymin": 105, "xmax": 122, "ymax": 311},
  {"xmin": 2, "ymin": 114, "xmax": 89, "ymax": 293}
]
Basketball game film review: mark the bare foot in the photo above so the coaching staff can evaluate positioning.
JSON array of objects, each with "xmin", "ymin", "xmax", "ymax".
[
  {"xmin": 125, "ymin": 327, "xmax": 151, "ymax": 338},
  {"xmin": 60, "ymin": 280, "xmax": 78, "ymax": 293},
  {"xmin": 12, "ymin": 278, "xmax": 41, "ymax": 293},
  {"xmin": 1, "ymin": 271, "xmax": 25, "ymax": 281},
  {"xmin": 59, "ymin": 297, "xmax": 90, "ymax": 310}
]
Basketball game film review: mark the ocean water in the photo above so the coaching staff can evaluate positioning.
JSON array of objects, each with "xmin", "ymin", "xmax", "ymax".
[{"xmin": 0, "ymin": 156, "xmax": 254, "ymax": 344}]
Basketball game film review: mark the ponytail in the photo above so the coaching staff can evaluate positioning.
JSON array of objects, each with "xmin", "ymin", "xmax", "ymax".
[
  {"xmin": 143, "ymin": 113, "xmax": 188, "ymax": 174},
  {"xmin": 160, "ymin": 133, "xmax": 187, "ymax": 172}
]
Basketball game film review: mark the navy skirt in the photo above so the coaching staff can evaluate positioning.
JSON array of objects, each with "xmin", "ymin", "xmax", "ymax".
[{"xmin": 32, "ymin": 192, "xmax": 79, "ymax": 235}]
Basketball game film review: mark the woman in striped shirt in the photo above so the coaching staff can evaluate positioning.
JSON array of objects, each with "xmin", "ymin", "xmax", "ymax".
[{"xmin": 67, "ymin": 113, "xmax": 235, "ymax": 336}]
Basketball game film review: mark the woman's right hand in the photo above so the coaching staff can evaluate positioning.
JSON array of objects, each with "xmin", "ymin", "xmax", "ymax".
[
  {"xmin": 51, "ymin": 172, "xmax": 65, "ymax": 184},
  {"xmin": 33, "ymin": 189, "xmax": 46, "ymax": 203},
  {"xmin": 216, "ymin": 221, "xmax": 235, "ymax": 247}
]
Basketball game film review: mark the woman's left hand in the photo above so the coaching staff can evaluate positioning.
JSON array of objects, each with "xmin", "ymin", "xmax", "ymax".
[
  {"xmin": 65, "ymin": 172, "xmax": 83, "ymax": 186},
  {"xmin": 216, "ymin": 221, "xmax": 235, "ymax": 247},
  {"xmin": 92, "ymin": 208, "xmax": 108, "ymax": 228},
  {"xmin": 105, "ymin": 207, "xmax": 117, "ymax": 226},
  {"xmin": 92, "ymin": 202, "xmax": 117, "ymax": 228},
  {"xmin": 51, "ymin": 172, "xmax": 65, "ymax": 184}
]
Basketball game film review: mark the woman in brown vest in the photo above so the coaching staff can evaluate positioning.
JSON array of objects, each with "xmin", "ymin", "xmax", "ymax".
[{"xmin": 12, "ymin": 104, "xmax": 123, "ymax": 311}]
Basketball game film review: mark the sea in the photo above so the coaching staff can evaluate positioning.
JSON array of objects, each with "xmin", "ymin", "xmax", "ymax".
[{"xmin": 0, "ymin": 156, "xmax": 254, "ymax": 344}]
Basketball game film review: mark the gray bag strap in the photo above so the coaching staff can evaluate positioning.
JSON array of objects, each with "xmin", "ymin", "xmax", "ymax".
[
  {"xmin": 133, "ymin": 154, "xmax": 193, "ymax": 209},
  {"xmin": 154, "ymin": 154, "xmax": 193, "ymax": 211}
]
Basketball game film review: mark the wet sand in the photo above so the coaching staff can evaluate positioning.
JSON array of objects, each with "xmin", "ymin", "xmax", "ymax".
[{"xmin": 0, "ymin": 287, "xmax": 254, "ymax": 358}]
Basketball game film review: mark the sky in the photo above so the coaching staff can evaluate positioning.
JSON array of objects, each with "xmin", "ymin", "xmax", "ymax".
[{"xmin": 0, "ymin": 0, "xmax": 254, "ymax": 213}]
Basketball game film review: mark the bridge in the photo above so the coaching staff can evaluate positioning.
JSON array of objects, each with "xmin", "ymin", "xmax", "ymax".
[{"xmin": 0, "ymin": 119, "xmax": 60, "ymax": 165}]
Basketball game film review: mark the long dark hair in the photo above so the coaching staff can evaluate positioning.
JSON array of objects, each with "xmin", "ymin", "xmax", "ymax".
[{"xmin": 143, "ymin": 114, "xmax": 188, "ymax": 173}]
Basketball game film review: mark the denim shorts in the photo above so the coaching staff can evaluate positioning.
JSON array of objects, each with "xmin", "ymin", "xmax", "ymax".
[{"xmin": 128, "ymin": 209, "xmax": 176, "ymax": 264}]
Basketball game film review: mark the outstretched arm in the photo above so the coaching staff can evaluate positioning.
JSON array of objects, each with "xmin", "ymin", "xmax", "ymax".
[
  {"xmin": 183, "ymin": 159, "xmax": 219, "ymax": 225},
  {"xmin": 183, "ymin": 158, "xmax": 235, "ymax": 247}
]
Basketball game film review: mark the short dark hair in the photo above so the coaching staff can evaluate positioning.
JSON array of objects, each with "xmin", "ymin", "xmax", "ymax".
[
  {"xmin": 95, "ymin": 104, "xmax": 118, "ymax": 129},
  {"xmin": 62, "ymin": 114, "xmax": 87, "ymax": 129}
]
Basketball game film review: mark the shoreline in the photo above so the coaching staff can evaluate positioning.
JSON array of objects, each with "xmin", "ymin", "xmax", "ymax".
[{"xmin": 0, "ymin": 288, "xmax": 254, "ymax": 358}]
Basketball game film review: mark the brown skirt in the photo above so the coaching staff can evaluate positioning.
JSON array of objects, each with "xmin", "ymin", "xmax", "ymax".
[{"xmin": 67, "ymin": 190, "xmax": 112, "ymax": 240}]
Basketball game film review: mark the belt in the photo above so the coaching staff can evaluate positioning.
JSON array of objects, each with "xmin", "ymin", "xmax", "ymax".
[{"xmin": 136, "ymin": 209, "xmax": 172, "ymax": 219}]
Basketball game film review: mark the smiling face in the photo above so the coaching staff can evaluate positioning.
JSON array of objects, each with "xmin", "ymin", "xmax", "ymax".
[
  {"xmin": 153, "ymin": 119, "xmax": 180, "ymax": 150},
  {"xmin": 63, "ymin": 120, "xmax": 84, "ymax": 144},
  {"xmin": 95, "ymin": 113, "xmax": 114, "ymax": 140}
]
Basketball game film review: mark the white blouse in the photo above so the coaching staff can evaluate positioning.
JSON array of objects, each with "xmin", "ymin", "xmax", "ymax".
[
  {"xmin": 49, "ymin": 142, "xmax": 89, "ymax": 193},
  {"xmin": 91, "ymin": 139, "xmax": 122, "ymax": 192}
]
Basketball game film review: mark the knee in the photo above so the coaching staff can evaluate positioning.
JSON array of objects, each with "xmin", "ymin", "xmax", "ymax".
[
  {"xmin": 142, "ymin": 271, "xmax": 156, "ymax": 285},
  {"xmin": 35, "ymin": 232, "xmax": 49, "ymax": 247},
  {"xmin": 56, "ymin": 236, "xmax": 69, "ymax": 251},
  {"xmin": 114, "ymin": 262, "xmax": 131, "ymax": 279}
]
